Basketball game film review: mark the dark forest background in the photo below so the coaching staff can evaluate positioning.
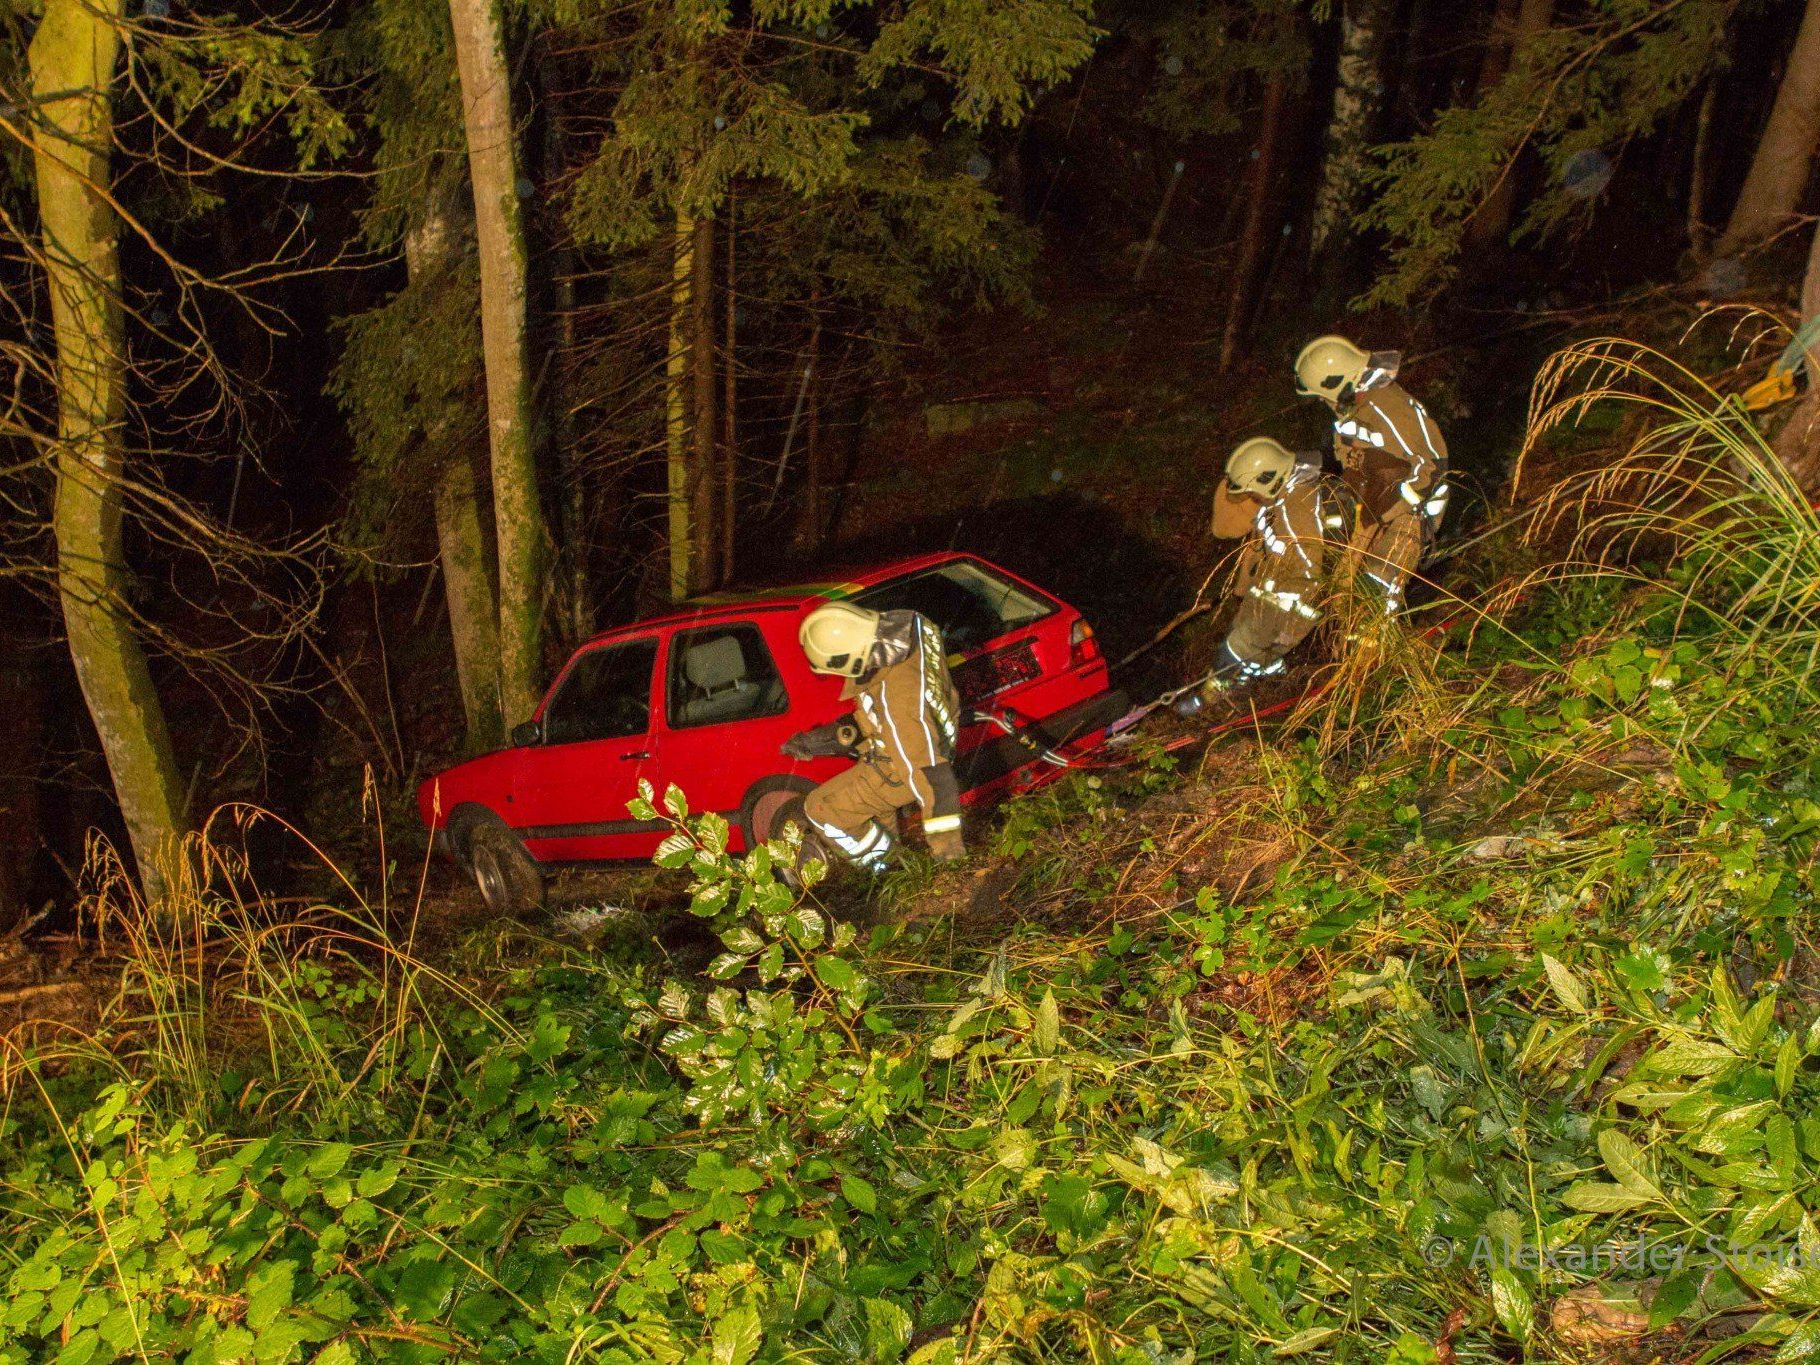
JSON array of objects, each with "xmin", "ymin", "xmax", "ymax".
[{"xmin": 4, "ymin": 0, "xmax": 1819, "ymax": 917}]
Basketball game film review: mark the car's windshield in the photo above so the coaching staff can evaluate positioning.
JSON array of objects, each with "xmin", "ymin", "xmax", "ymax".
[
  {"xmin": 851, "ymin": 560, "xmax": 1053, "ymax": 654},
  {"xmin": 542, "ymin": 637, "xmax": 657, "ymax": 745}
]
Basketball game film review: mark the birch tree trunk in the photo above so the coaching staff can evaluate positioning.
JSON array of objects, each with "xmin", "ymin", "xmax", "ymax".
[
  {"xmin": 1309, "ymin": 0, "xmax": 1391, "ymax": 258},
  {"xmin": 447, "ymin": 0, "xmax": 547, "ymax": 726},
  {"xmin": 30, "ymin": 0, "xmax": 187, "ymax": 900},
  {"xmin": 1716, "ymin": 0, "xmax": 1820, "ymax": 257},
  {"xmin": 666, "ymin": 208, "xmax": 697, "ymax": 602}
]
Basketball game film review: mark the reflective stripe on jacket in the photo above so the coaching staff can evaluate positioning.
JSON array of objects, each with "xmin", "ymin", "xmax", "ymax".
[
  {"xmin": 1332, "ymin": 381, "xmax": 1447, "ymax": 523},
  {"xmin": 841, "ymin": 611, "xmax": 962, "ymax": 829},
  {"xmin": 1231, "ymin": 460, "xmax": 1346, "ymax": 610}
]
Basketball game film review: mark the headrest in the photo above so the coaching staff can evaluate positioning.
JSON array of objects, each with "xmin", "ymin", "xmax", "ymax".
[{"xmin": 685, "ymin": 635, "xmax": 746, "ymax": 690}]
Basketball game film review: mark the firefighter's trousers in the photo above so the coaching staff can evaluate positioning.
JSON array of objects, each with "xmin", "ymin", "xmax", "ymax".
[
  {"xmin": 803, "ymin": 761, "xmax": 909, "ymax": 873},
  {"xmin": 1352, "ymin": 509, "xmax": 1426, "ymax": 615},
  {"xmin": 1226, "ymin": 582, "xmax": 1323, "ymax": 676}
]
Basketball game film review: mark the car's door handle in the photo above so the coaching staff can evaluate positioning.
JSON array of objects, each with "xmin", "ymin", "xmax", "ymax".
[{"xmin": 622, "ymin": 750, "xmax": 650, "ymax": 761}]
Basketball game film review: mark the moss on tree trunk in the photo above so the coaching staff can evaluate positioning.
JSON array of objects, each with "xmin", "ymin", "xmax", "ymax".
[
  {"xmin": 30, "ymin": 0, "xmax": 187, "ymax": 901},
  {"xmin": 690, "ymin": 212, "xmax": 717, "ymax": 591},
  {"xmin": 666, "ymin": 207, "xmax": 696, "ymax": 603},
  {"xmin": 448, "ymin": 0, "xmax": 547, "ymax": 726},
  {"xmin": 406, "ymin": 204, "xmax": 504, "ymax": 753}
]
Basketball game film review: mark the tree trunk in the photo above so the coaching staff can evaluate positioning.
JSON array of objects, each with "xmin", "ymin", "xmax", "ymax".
[
  {"xmin": 1688, "ymin": 76, "xmax": 1719, "ymax": 257},
  {"xmin": 1716, "ymin": 0, "xmax": 1820, "ymax": 258},
  {"xmin": 1473, "ymin": 0, "xmax": 1522, "ymax": 98},
  {"xmin": 1309, "ymin": 0, "xmax": 1392, "ymax": 258},
  {"xmin": 447, "ymin": 0, "xmax": 547, "ymax": 726},
  {"xmin": 690, "ymin": 213, "xmax": 717, "ymax": 591},
  {"xmin": 665, "ymin": 208, "xmax": 697, "ymax": 602},
  {"xmin": 1772, "ymin": 219, "xmax": 1820, "ymax": 490},
  {"xmin": 798, "ymin": 363, "xmax": 823, "ymax": 548},
  {"xmin": 1465, "ymin": 0, "xmax": 1556, "ymax": 251},
  {"xmin": 30, "ymin": 0, "xmax": 187, "ymax": 901},
  {"xmin": 405, "ymin": 205, "xmax": 503, "ymax": 753},
  {"xmin": 720, "ymin": 198, "xmax": 737, "ymax": 585},
  {"xmin": 432, "ymin": 454, "xmax": 504, "ymax": 750},
  {"xmin": 1219, "ymin": 68, "xmax": 1289, "ymax": 372}
]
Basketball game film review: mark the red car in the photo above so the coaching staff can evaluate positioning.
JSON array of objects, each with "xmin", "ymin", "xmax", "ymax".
[{"xmin": 419, "ymin": 552, "xmax": 1126, "ymax": 913}]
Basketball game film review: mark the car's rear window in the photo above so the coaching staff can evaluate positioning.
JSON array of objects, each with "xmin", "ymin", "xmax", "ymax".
[{"xmin": 851, "ymin": 560, "xmax": 1053, "ymax": 654}]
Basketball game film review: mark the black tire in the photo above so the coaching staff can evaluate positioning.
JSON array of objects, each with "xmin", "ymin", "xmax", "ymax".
[
  {"xmin": 465, "ymin": 821, "xmax": 545, "ymax": 917},
  {"xmin": 741, "ymin": 775, "xmax": 817, "ymax": 850}
]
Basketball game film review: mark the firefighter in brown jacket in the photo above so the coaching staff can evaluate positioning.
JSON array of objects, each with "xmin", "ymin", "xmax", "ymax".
[
  {"xmin": 1177, "ymin": 438, "xmax": 1348, "ymax": 715},
  {"xmin": 1295, "ymin": 335, "xmax": 1449, "ymax": 615},
  {"xmin": 783, "ymin": 602, "xmax": 964, "ymax": 871}
]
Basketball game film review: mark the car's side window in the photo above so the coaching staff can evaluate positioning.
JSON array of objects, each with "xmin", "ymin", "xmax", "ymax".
[
  {"xmin": 542, "ymin": 638, "xmax": 658, "ymax": 746},
  {"xmin": 666, "ymin": 624, "xmax": 789, "ymax": 729}
]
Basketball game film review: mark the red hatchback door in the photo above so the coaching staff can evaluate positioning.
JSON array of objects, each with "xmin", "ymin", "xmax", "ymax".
[
  {"xmin": 513, "ymin": 633, "xmax": 661, "ymax": 861},
  {"xmin": 653, "ymin": 613, "xmax": 837, "ymax": 835}
]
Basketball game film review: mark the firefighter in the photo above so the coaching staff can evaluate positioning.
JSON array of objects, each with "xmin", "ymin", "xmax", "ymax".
[
  {"xmin": 1294, "ymin": 335, "xmax": 1449, "ymax": 615},
  {"xmin": 781, "ymin": 602, "xmax": 965, "ymax": 871},
  {"xmin": 1177, "ymin": 437, "xmax": 1348, "ymax": 715}
]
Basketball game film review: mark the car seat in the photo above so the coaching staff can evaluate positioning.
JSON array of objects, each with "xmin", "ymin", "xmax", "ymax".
[{"xmin": 678, "ymin": 635, "xmax": 758, "ymax": 726}]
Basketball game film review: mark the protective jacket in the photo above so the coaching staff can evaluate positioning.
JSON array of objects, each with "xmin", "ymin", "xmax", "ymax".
[
  {"xmin": 1331, "ymin": 373, "xmax": 1448, "ymax": 525},
  {"xmin": 842, "ymin": 610, "xmax": 963, "ymax": 835},
  {"xmin": 1216, "ymin": 459, "xmax": 1343, "ymax": 601},
  {"xmin": 1210, "ymin": 459, "xmax": 1346, "ymax": 679}
]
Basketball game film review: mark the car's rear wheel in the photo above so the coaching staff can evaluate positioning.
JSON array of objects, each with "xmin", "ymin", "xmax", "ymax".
[
  {"xmin": 742, "ymin": 775, "xmax": 817, "ymax": 851},
  {"xmin": 465, "ymin": 822, "xmax": 545, "ymax": 917}
]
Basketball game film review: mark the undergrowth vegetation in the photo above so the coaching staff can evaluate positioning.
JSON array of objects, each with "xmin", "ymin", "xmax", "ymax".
[{"xmin": 7, "ymin": 344, "xmax": 1820, "ymax": 1360}]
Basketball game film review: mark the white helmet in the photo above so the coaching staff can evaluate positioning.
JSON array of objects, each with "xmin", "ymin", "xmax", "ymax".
[
  {"xmin": 1225, "ymin": 437, "xmax": 1296, "ymax": 499},
  {"xmin": 1295, "ymin": 334, "xmax": 1371, "ymax": 404},
  {"xmin": 800, "ymin": 602, "xmax": 882, "ymax": 677}
]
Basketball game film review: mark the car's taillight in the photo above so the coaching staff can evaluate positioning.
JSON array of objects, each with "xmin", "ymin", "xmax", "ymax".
[{"xmin": 1069, "ymin": 619, "xmax": 1099, "ymax": 665}]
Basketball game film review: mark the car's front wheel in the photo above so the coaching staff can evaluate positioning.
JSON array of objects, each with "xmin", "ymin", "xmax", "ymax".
[{"xmin": 465, "ymin": 822, "xmax": 545, "ymax": 917}]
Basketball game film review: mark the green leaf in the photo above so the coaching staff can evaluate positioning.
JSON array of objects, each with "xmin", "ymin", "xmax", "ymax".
[
  {"xmin": 655, "ymin": 832, "xmax": 696, "ymax": 868},
  {"xmin": 841, "ymin": 1174, "xmax": 878, "ymax": 1215},
  {"xmin": 1597, "ymin": 1129, "xmax": 1661, "ymax": 1199},
  {"xmin": 1560, "ymin": 1181, "xmax": 1650, "ymax": 1212},
  {"xmin": 564, "ymin": 1185, "xmax": 608, "ymax": 1220},
  {"xmin": 245, "ymin": 1260, "xmax": 295, "ymax": 1332},
  {"xmin": 1489, "ymin": 1264, "xmax": 1532, "ymax": 1341},
  {"xmin": 307, "ymin": 1143, "xmax": 351, "ymax": 1179},
  {"xmin": 711, "ymin": 1303, "xmax": 762, "ymax": 1365},
  {"xmin": 864, "ymin": 1297, "xmax": 914, "ymax": 1361},
  {"xmin": 1650, "ymin": 1039, "xmax": 1739, "ymax": 1076},
  {"xmin": 722, "ymin": 926, "xmax": 764, "ymax": 954},
  {"xmin": 1777, "ymin": 1034, "xmax": 1801, "ymax": 1096},
  {"xmin": 1033, "ymin": 988, "xmax": 1059, "ymax": 1056},
  {"xmin": 1649, "ymin": 1266, "xmax": 1705, "ymax": 1329},
  {"xmin": 818, "ymin": 956, "xmax": 859, "ymax": 992},
  {"xmin": 1275, "ymin": 1327, "xmax": 1340, "ymax": 1356},
  {"xmin": 1540, "ymin": 954, "xmax": 1588, "ymax": 1014}
]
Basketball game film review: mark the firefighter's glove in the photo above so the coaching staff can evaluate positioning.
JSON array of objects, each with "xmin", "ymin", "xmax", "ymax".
[
  {"xmin": 782, "ymin": 719, "xmax": 860, "ymax": 761},
  {"xmin": 927, "ymin": 827, "xmax": 966, "ymax": 862}
]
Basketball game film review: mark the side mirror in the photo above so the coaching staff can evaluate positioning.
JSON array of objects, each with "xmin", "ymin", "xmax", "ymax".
[{"xmin": 511, "ymin": 719, "xmax": 543, "ymax": 747}]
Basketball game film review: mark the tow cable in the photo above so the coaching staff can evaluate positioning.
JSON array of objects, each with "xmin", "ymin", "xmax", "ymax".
[{"xmin": 986, "ymin": 607, "xmax": 1464, "ymax": 777}]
